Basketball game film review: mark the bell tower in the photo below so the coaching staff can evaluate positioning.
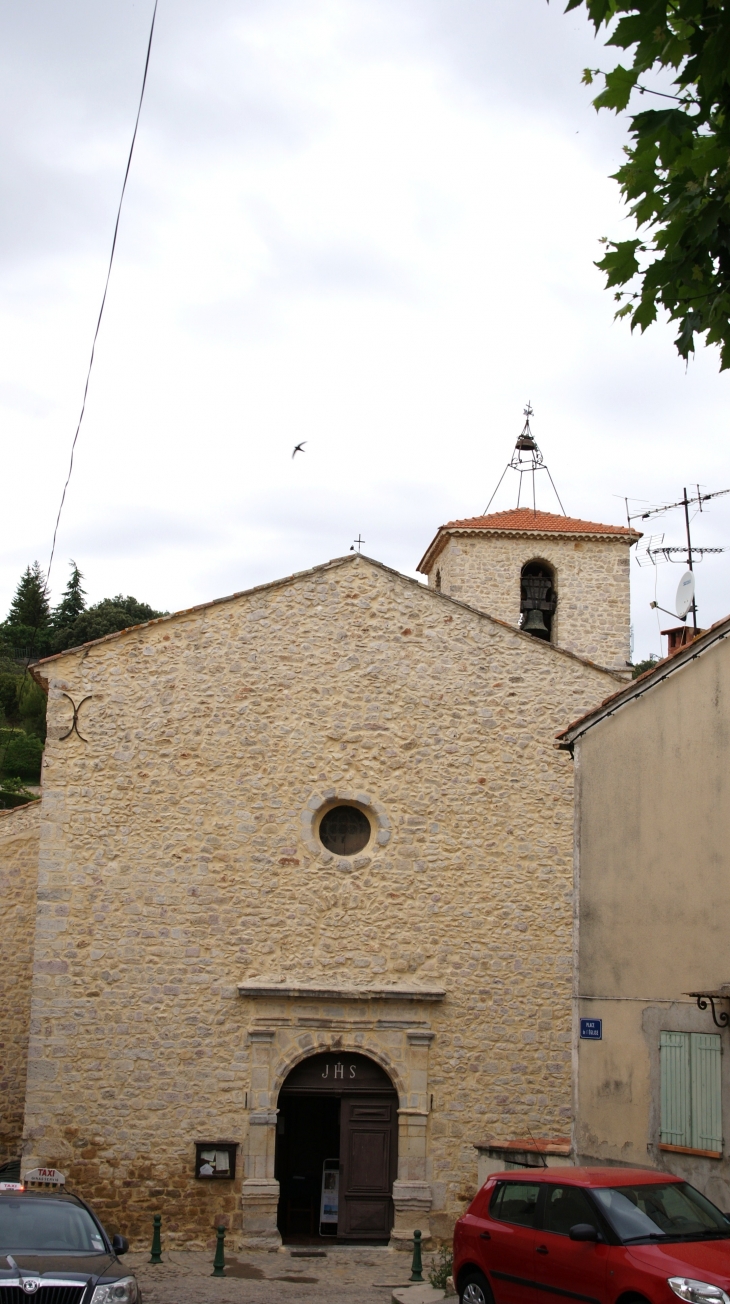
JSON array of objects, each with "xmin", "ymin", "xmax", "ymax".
[{"xmin": 416, "ymin": 409, "xmax": 641, "ymax": 673}]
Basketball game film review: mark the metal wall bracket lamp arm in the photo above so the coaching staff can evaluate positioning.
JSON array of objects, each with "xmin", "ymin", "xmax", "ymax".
[{"xmin": 686, "ymin": 992, "xmax": 730, "ymax": 1028}]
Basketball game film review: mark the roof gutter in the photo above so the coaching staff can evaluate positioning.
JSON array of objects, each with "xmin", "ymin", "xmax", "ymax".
[{"xmin": 556, "ymin": 618, "xmax": 730, "ymax": 749}]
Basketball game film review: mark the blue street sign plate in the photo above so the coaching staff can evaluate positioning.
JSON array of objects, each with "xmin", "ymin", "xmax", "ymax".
[{"xmin": 580, "ymin": 1018, "xmax": 602, "ymax": 1040}]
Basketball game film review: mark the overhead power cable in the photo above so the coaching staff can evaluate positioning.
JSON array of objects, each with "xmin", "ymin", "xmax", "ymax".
[
  {"xmin": 45, "ymin": 0, "xmax": 159, "ymax": 594},
  {"xmin": 1, "ymin": 0, "xmax": 159, "ymax": 802}
]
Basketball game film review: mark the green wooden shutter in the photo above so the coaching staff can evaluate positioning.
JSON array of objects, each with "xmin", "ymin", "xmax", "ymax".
[
  {"xmin": 661, "ymin": 1031, "xmax": 691, "ymax": 1146},
  {"xmin": 690, "ymin": 1033, "xmax": 722, "ymax": 1152}
]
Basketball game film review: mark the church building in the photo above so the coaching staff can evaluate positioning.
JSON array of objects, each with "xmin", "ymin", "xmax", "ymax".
[{"xmin": 0, "ymin": 431, "xmax": 639, "ymax": 1249}]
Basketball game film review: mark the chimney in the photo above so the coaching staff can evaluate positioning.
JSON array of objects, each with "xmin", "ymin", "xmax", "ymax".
[{"xmin": 660, "ymin": 626, "xmax": 704, "ymax": 658}]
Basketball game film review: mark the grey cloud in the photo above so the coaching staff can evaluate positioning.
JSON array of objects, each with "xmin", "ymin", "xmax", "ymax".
[
  {"xmin": 0, "ymin": 382, "xmax": 53, "ymax": 419},
  {"xmin": 0, "ymin": 2, "xmax": 157, "ymax": 265},
  {"xmin": 245, "ymin": 479, "xmax": 441, "ymax": 536},
  {"xmin": 0, "ymin": 150, "xmax": 118, "ymax": 267},
  {"xmin": 189, "ymin": 233, "xmax": 414, "ymax": 341},
  {"xmin": 150, "ymin": 3, "xmax": 320, "ymax": 157},
  {"xmin": 0, "ymin": 0, "xmax": 321, "ymax": 267},
  {"xmin": 0, "ymin": 0, "xmax": 620, "ymax": 276},
  {"xmin": 63, "ymin": 508, "xmax": 222, "ymax": 559},
  {"xmin": 188, "ymin": 477, "xmax": 445, "ymax": 601},
  {"xmin": 360, "ymin": 0, "xmax": 619, "ymax": 138},
  {"xmin": 275, "ymin": 240, "xmax": 413, "ymax": 297}
]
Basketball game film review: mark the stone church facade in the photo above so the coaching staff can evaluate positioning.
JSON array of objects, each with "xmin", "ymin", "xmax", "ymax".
[{"xmin": 1, "ymin": 508, "xmax": 636, "ymax": 1249}]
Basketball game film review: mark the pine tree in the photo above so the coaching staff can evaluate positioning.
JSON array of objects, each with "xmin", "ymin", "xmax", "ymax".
[
  {"xmin": 52, "ymin": 561, "xmax": 87, "ymax": 628},
  {"xmin": 5, "ymin": 562, "xmax": 50, "ymax": 630}
]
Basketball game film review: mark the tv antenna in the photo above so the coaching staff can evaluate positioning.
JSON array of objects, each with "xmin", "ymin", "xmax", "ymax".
[
  {"xmin": 626, "ymin": 486, "xmax": 729, "ymax": 630},
  {"xmin": 484, "ymin": 403, "xmax": 566, "ymax": 516}
]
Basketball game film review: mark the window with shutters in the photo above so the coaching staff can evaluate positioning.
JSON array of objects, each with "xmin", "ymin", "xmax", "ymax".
[{"xmin": 660, "ymin": 1031, "xmax": 722, "ymax": 1155}]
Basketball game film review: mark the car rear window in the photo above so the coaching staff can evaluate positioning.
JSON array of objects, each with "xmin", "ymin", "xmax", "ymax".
[
  {"xmin": 490, "ymin": 1181, "xmax": 541, "ymax": 1228},
  {"xmin": 0, "ymin": 1199, "xmax": 106, "ymax": 1253}
]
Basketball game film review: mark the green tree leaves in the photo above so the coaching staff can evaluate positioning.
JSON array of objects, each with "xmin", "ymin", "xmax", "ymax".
[
  {"xmin": 52, "ymin": 593, "xmax": 166, "ymax": 653},
  {"xmin": 52, "ymin": 561, "xmax": 87, "ymax": 628},
  {"xmin": 566, "ymin": 0, "xmax": 730, "ymax": 368},
  {"xmin": 1, "ymin": 561, "xmax": 167, "ymax": 658},
  {"xmin": 597, "ymin": 238, "xmax": 643, "ymax": 284},
  {"xmin": 7, "ymin": 562, "xmax": 50, "ymax": 631},
  {"xmin": 593, "ymin": 63, "xmax": 640, "ymax": 109},
  {"xmin": 0, "ymin": 731, "xmax": 43, "ymax": 782},
  {"xmin": 0, "ymin": 561, "xmax": 167, "ymax": 797},
  {"xmin": 0, "ymin": 668, "xmax": 47, "ymax": 741}
]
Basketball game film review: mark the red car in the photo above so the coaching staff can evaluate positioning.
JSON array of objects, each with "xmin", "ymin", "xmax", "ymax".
[{"xmin": 454, "ymin": 1167, "xmax": 730, "ymax": 1304}]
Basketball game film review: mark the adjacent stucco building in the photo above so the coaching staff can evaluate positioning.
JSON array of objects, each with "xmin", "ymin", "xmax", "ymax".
[
  {"xmin": 559, "ymin": 616, "xmax": 730, "ymax": 1210},
  {"xmin": 1, "ymin": 503, "xmax": 637, "ymax": 1248}
]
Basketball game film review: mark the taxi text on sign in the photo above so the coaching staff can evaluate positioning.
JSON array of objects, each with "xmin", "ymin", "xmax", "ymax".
[{"xmin": 23, "ymin": 1168, "xmax": 65, "ymax": 1185}]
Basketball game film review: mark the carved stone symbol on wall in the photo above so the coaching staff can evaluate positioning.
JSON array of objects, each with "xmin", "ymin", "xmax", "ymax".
[
  {"xmin": 59, "ymin": 694, "xmax": 92, "ymax": 743},
  {"xmin": 321, "ymin": 1061, "xmax": 357, "ymax": 1079}
]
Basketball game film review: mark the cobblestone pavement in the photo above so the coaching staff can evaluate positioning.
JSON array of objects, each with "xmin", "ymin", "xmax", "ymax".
[{"xmin": 128, "ymin": 1246, "xmax": 439, "ymax": 1304}]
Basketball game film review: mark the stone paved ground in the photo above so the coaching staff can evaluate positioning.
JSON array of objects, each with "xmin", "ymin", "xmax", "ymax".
[{"xmin": 128, "ymin": 1246, "xmax": 444, "ymax": 1304}]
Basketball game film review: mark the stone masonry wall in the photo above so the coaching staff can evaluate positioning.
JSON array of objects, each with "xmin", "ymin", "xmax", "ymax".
[
  {"xmin": 429, "ymin": 534, "xmax": 631, "ymax": 671},
  {"xmin": 23, "ymin": 554, "xmax": 618, "ymax": 1246},
  {"xmin": 0, "ymin": 801, "xmax": 40, "ymax": 1165}
]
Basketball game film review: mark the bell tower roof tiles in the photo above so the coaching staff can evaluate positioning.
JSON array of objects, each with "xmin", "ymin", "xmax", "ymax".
[{"xmin": 417, "ymin": 508, "xmax": 641, "ymax": 574}]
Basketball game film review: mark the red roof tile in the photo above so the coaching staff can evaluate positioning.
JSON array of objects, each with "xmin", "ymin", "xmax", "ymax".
[
  {"xmin": 442, "ymin": 508, "xmax": 639, "ymax": 536},
  {"xmin": 416, "ymin": 508, "xmax": 640, "ymax": 573}
]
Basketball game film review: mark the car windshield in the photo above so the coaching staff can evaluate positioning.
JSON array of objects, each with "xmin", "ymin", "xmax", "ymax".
[
  {"xmin": 593, "ymin": 1182, "xmax": 730, "ymax": 1243},
  {"xmin": 0, "ymin": 1199, "xmax": 107, "ymax": 1253}
]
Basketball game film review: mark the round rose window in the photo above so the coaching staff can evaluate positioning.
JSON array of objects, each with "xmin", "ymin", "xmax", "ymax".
[{"xmin": 318, "ymin": 805, "xmax": 371, "ymax": 856}]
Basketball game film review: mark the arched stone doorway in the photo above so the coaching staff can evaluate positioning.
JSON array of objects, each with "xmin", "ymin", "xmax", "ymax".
[
  {"xmin": 239, "ymin": 991, "xmax": 439, "ymax": 1249},
  {"xmin": 275, "ymin": 1050, "xmax": 398, "ymax": 1243}
]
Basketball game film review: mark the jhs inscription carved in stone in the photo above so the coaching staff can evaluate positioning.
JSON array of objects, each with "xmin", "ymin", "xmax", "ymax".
[{"xmin": 321, "ymin": 1061, "xmax": 357, "ymax": 1079}]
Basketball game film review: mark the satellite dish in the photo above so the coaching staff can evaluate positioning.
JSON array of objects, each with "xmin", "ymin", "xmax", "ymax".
[{"xmin": 676, "ymin": 571, "xmax": 695, "ymax": 620}]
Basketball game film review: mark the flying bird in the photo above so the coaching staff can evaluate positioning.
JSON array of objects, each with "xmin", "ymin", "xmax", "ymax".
[{"xmin": 292, "ymin": 441, "xmax": 307, "ymax": 459}]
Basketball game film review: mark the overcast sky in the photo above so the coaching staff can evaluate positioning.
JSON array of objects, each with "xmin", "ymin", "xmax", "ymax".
[{"xmin": 3, "ymin": 0, "xmax": 730, "ymax": 663}]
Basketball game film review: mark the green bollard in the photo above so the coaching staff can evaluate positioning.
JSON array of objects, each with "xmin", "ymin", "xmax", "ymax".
[
  {"xmin": 150, "ymin": 1214, "xmax": 162, "ymax": 1264},
  {"xmin": 212, "ymin": 1225, "xmax": 226, "ymax": 1277},
  {"xmin": 409, "ymin": 1228, "xmax": 424, "ymax": 1282}
]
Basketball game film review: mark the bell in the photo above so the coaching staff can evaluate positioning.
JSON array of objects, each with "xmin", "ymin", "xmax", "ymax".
[
  {"xmin": 523, "ymin": 608, "xmax": 549, "ymax": 638},
  {"xmin": 515, "ymin": 431, "xmax": 537, "ymax": 452}
]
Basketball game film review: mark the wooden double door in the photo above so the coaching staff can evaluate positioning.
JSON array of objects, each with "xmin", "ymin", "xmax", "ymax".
[{"xmin": 276, "ymin": 1051, "xmax": 398, "ymax": 1241}]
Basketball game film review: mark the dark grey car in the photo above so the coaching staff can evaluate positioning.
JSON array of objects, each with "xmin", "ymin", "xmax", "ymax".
[{"xmin": 0, "ymin": 1189, "xmax": 140, "ymax": 1303}]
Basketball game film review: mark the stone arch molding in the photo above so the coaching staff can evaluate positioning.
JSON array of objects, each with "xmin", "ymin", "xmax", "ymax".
[
  {"xmin": 272, "ymin": 1037, "xmax": 406, "ymax": 1105},
  {"xmin": 301, "ymin": 787, "xmax": 392, "ymax": 869},
  {"xmin": 241, "ymin": 1018, "xmax": 435, "ymax": 1249},
  {"xmin": 521, "ymin": 553, "xmax": 557, "ymax": 576}
]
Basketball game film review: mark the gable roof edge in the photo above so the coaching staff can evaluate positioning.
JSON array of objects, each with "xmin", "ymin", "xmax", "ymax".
[
  {"xmin": 556, "ymin": 613, "xmax": 730, "ymax": 748},
  {"xmin": 30, "ymin": 553, "xmax": 365, "ymax": 680},
  {"xmin": 0, "ymin": 800, "xmax": 41, "ymax": 826},
  {"xmin": 30, "ymin": 551, "xmax": 624, "ymax": 687}
]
